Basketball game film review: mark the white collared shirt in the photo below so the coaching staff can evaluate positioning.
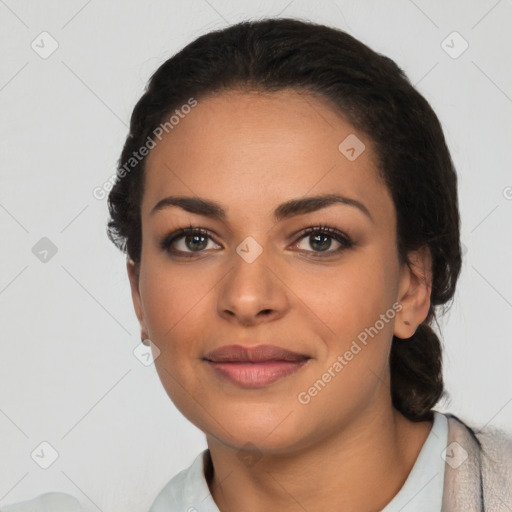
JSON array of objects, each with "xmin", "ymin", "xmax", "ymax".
[
  {"xmin": 381, "ymin": 410, "xmax": 448, "ymax": 511},
  {"xmin": 149, "ymin": 411, "xmax": 448, "ymax": 511},
  {"xmin": 0, "ymin": 492, "xmax": 82, "ymax": 512}
]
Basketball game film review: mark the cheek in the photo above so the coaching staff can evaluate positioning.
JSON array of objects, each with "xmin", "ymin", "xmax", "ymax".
[
  {"xmin": 138, "ymin": 267, "xmax": 215, "ymax": 396},
  {"xmin": 289, "ymin": 255, "xmax": 396, "ymax": 341},
  {"xmin": 139, "ymin": 266, "xmax": 215, "ymax": 421},
  {"xmin": 291, "ymin": 256, "xmax": 397, "ymax": 398},
  {"xmin": 139, "ymin": 262, "xmax": 214, "ymax": 340}
]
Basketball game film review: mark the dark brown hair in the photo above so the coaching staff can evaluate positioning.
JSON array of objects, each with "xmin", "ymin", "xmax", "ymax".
[{"xmin": 107, "ymin": 18, "xmax": 462, "ymax": 422}]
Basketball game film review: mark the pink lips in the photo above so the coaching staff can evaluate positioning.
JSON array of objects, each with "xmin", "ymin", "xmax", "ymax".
[{"xmin": 203, "ymin": 344, "xmax": 310, "ymax": 388}]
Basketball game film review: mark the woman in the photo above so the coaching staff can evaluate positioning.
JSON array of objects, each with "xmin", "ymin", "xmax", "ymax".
[{"xmin": 106, "ymin": 18, "xmax": 512, "ymax": 511}]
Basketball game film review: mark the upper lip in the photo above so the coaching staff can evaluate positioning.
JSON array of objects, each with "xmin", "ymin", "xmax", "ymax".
[{"xmin": 204, "ymin": 344, "xmax": 310, "ymax": 363}]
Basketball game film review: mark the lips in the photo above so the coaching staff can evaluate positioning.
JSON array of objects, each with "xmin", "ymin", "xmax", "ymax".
[
  {"xmin": 203, "ymin": 344, "xmax": 310, "ymax": 363},
  {"xmin": 203, "ymin": 344, "xmax": 310, "ymax": 388}
]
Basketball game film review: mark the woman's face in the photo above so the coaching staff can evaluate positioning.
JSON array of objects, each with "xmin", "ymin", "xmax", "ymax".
[{"xmin": 128, "ymin": 89, "xmax": 424, "ymax": 454}]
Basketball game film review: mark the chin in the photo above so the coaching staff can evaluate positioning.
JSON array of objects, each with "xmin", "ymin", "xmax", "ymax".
[{"xmin": 203, "ymin": 405, "xmax": 314, "ymax": 453}]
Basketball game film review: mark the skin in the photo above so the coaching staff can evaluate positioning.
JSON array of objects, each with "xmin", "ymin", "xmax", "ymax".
[{"xmin": 127, "ymin": 89, "xmax": 434, "ymax": 511}]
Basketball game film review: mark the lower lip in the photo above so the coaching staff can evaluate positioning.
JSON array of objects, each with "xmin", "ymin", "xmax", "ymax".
[{"xmin": 206, "ymin": 360, "xmax": 309, "ymax": 388}]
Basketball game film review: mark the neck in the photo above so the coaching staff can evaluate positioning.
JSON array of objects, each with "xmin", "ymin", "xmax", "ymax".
[{"xmin": 205, "ymin": 405, "xmax": 433, "ymax": 512}]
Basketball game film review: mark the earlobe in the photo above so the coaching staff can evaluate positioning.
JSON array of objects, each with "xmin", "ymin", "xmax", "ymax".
[
  {"xmin": 126, "ymin": 258, "xmax": 149, "ymax": 341},
  {"xmin": 393, "ymin": 246, "xmax": 433, "ymax": 340}
]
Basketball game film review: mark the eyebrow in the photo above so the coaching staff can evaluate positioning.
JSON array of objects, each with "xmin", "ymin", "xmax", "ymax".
[{"xmin": 150, "ymin": 193, "xmax": 373, "ymax": 223}]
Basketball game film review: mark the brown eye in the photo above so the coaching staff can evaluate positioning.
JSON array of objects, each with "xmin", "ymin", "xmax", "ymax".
[
  {"xmin": 293, "ymin": 226, "xmax": 353, "ymax": 256},
  {"xmin": 160, "ymin": 227, "xmax": 220, "ymax": 257}
]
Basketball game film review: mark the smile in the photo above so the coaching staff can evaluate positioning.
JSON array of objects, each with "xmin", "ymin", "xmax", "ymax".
[
  {"xmin": 203, "ymin": 344, "xmax": 311, "ymax": 388},
  {"xmin": 205, "ymin": 360, "xmax": 310, "ymax": 388}
]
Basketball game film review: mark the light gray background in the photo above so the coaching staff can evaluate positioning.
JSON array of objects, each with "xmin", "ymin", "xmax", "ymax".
[{"xmin": 1, "ymin": 1, "xmax": 511, "ymax": 510}]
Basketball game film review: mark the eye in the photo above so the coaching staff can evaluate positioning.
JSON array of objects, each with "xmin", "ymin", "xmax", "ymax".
[
  {"xmin": 292, "ymin": 225, "xmax": 354, "ymax": 256},
  {"xmin": 160, "ymin": 224, "xmax": 354, "ymax": 259},
  {"xmin": 160, "ymin": 225, "xmax": 220, "ymax": 258}
]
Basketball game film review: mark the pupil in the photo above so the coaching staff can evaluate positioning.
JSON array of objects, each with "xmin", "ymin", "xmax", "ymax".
[
  {"xmin": 187, "ymin": 234, "xmax": 207, "ymax": 251},
  {"xmin": 311, "ymin": 234, "xmax": 330, "ymax": 251}
]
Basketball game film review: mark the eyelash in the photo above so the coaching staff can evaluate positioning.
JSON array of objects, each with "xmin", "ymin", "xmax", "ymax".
[{"xmin": 160, "ymin": 223, "xmax": 354, "ymax": 259}]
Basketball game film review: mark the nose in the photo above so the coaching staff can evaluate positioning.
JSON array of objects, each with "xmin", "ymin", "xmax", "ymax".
[{"xmin": 217, "ymin": 247, "xmax": 289, "ymax": 327}]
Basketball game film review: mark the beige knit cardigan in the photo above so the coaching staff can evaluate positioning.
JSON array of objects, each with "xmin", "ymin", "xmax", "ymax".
[{"xmin": 442, "ymin": 413, "xmax": 512, "ymax": 511}]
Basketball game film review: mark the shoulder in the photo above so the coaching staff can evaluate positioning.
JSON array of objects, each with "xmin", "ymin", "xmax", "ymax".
[
  {"xmin": 444, "ymin": 412, "xmax": 512, "ymax": 467},
  {"xmin": 149, "ymin": 466, "xmax": 190, "ymax": 511},
  {"xmin": 0, "ymin": 492, "xmax": 82, "ymax": 512},
  {"xmin": 148, "ymin": 450, "xmax": 215, "ymax": 512},
  {"xmin": 472, "ymin": 419, "xmax": 512, "ymax": 478},
  {"xmin": 442, "ymin": 411, "xmax": 512, "ymax": 509}
]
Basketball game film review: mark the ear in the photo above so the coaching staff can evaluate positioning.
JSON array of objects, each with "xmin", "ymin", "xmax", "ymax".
[
  {"xmin": 394, "ymin": 246, "xmax": 433, "ymax": 340},
  {"xmin": 127, "ymin": 258, "xmax": 150, "ymax": 346}
]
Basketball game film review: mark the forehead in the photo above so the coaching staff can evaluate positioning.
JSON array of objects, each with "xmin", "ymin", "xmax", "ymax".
[{"xmin": 142, "ymin": 89, "xmax": 393, "ymax": 225}]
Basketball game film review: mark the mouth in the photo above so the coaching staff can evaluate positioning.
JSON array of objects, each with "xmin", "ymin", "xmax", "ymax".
[{"xmin": 203, "ymin": 344, "xmax": 311, "ymax": 388}]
